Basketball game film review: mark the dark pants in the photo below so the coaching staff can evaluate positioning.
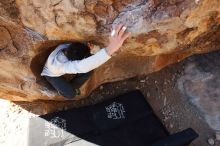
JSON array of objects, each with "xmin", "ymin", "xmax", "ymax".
[{"xmin": 45, "ymin": 72, "xmax": 92, "ymax": 99}]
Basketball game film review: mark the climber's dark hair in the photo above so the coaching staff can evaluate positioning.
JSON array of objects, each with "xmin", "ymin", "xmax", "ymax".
[{"xmin": 64, "ymin": 42, "xmax": 91, "ymax": 61}]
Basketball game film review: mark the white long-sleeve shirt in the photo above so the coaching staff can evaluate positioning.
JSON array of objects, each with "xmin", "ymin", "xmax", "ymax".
[{"xmin": 41, "ymin": 43, "xmax": 111, "ymax": 77}]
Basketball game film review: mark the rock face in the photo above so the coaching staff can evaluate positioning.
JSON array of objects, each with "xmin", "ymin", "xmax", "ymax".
[
  {"xmin": 178, "ymin": 50, "xmax": 220, "ymax": 131},
  {"xmin": 0, "ymin": 0, "xmax": 219, "ymax": 101}
]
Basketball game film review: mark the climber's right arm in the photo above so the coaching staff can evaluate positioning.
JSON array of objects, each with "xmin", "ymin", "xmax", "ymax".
[
  {"xmin": 62, "ymin": 24, "xmax": 131, "ymax": 74},
  {"xmin": 62, "ymin": 48, "xmax": 111, "ymax": 74}
]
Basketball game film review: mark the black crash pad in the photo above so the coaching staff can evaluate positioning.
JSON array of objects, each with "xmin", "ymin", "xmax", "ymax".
[{"xmin": 28, "ymin": 90, "xmax": 198, "ymax": 146}]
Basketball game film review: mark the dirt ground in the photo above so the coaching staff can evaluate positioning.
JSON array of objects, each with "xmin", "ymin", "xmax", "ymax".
[
  {"xmin": 88, "ymin": 61, "xmax": 218, "ymax": 146},
  {"xmin": 1, "ymin": 52, "xmax": 220, "ymax": 146}
]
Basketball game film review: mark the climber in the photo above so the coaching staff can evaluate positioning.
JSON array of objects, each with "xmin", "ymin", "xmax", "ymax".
[{"xmin": 41, "ymin": 24, "xmax": 131, "ymax": 99}]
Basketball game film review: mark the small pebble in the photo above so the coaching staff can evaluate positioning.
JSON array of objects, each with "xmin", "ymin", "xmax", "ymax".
[
  {"xmin": 163, "ymin": 97, "xmax": 167, "ymax": 106},
  {"xmin": 99, "ymin": 86, "xmax": 103, "ymax": 90},
  {"xmin": 140, "ymin": 80, "xmax": 145, "ymax": 83},
  {"xmin": 208, "ymin": 138, "xmax": 215, "ymax": 145},
  {"xmin": 135, "ymin": 87, "xmax": 140, "ymax": 90},
  {"xmin": 163, "ymin": 116, "xmax": 168, "ymax": 121}
]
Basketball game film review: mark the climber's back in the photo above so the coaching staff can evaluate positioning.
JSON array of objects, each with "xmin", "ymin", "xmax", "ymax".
[{"xmin": 41, "ymin": 24, "xmax": 131, "ymax": 99}]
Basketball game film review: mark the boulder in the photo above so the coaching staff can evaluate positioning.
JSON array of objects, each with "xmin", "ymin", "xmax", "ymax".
[{"xmin": 0, "ymin": 0, "xmax": 220, "ymax": 101}]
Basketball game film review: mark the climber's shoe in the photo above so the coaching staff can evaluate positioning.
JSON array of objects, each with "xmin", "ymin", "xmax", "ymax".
[
  {"xmin": 74, "ymin": 89, "xmax": 81, "ymax": 96},
  {"xmin": 57, "ymin": 88, "xmax": 81, "ymax": 99}
]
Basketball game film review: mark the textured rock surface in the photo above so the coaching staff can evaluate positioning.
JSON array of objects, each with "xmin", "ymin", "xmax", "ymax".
[
  {"xmin": 0, "ymin": 0, "xmax": 220, "ymax": 101},
  {"xmin": 178, "ymin": 51, "xmax": 220, "ymax": 131}
]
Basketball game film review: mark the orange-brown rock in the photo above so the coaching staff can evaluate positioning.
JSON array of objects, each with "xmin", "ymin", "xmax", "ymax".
[{"xmin": 0, "ymin": 0, "xmax": 220, "ymax": 101}]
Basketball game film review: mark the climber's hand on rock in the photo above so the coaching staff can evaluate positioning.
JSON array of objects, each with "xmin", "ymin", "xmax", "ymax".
[{"xmin": 106, "ymin": 24, "xmax": 131, "ymax": 56}]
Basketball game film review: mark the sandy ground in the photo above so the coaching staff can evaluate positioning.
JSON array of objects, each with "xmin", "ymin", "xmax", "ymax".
[
  {"xmin": 1, "ymin": 52, "xmax": 220, "ymax": 146},
  {"xmin": 0, "ymin": 99, "xmax": 37, "ymax": 146}
]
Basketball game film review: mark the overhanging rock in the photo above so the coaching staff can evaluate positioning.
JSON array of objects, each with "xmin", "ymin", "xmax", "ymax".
[{"xmin": 0, "ymin": 0, "xmax": 220, "ymax": 101}]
